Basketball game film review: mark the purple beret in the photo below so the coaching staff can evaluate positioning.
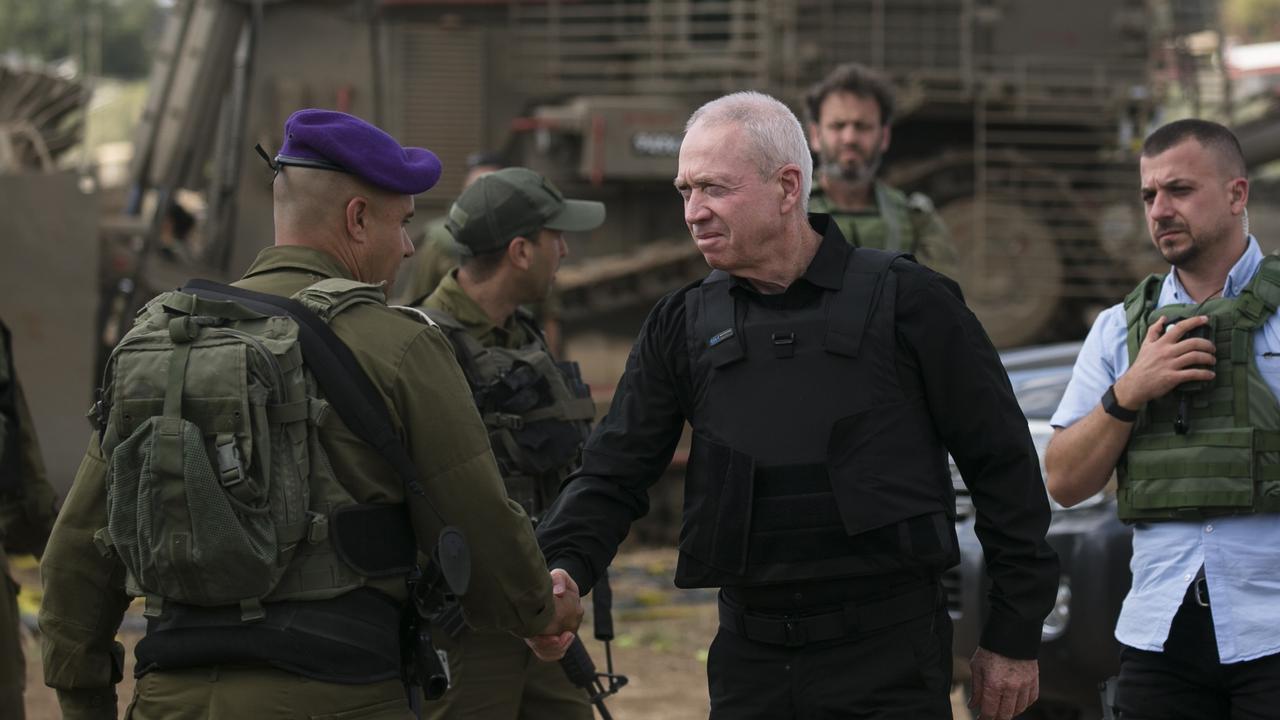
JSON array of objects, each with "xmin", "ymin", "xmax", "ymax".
[{"xmin": 274, "ymin": 109, "xmax": 442, "ymax": 195}]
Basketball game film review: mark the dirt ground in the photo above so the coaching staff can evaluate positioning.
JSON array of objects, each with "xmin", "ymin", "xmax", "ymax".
[{"xmin": 17, "ymin": 548, "xmax": 971, "ymax": 719}]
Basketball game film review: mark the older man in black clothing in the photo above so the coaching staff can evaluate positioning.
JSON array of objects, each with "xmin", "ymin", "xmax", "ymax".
[{"xmin": 533, "ymin": 91, "xmax": 1058, "ymax": 720}]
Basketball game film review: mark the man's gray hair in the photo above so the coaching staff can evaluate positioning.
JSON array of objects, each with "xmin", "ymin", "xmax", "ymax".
[{"xmin": 685, "ymin": 91, "xmax": 812, "ymax": 210}]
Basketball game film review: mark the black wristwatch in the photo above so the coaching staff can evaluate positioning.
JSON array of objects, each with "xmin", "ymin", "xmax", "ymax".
[{"xmin": 1101, "ymin": 384, "xmax": 1138, "ymax": 422}]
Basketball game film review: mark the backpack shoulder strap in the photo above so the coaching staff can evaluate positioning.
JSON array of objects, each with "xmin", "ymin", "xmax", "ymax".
[{"xmin": 293, "ymin": 278, "xmax": 387, "ymax": 321}]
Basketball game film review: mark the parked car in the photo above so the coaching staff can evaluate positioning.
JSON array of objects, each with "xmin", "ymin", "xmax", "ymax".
[{"xmin": 948, "ymin": 342, "xmax": 1134, "ymax": 720}]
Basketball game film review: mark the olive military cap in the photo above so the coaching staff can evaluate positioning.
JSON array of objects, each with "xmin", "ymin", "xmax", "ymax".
[{"xmin": 446, "ymin": 167, "xmax": 605, "ymax": 255}]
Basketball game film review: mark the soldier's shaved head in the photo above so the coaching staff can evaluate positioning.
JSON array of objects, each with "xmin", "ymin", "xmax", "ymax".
[
  {"xmin": 272, "ymin": 166, "xmax": 415, "ymax": 288},
  {"xmin": 274, "ymin": 166, "xmax": 378, "ymax": 240}
]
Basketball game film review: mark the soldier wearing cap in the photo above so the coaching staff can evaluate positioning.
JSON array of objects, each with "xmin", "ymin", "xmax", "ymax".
[
  {"xmin": 39, "ymin": 110, "xmax": 583, "ymax": 720},
  {"xmin": 805, "ymin": 63, "xmax": 956, "ymax": 274},
  {"xmin": 410, "ymin": 167, "xmax": 602, "ymax": 720},
  {"xmin": 396, "ymin": 155, "xmax": 568, "ymax": 356}
]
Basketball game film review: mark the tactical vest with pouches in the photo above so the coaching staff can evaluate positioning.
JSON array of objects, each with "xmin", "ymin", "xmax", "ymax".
[
  {"xmin": 677, "ymin": 248, "xmax": 956, "ymax": 589},
  {"xmin": 419, "ymin": 307, "xmax": 594, "ymax": 523},
  {"xmin": 96, "ymin": 278, "xmax": 422, "ymax": 622},
  {"xmin": 1120, "ymin": 255, "xmax": 1280, "ymax": 521}
]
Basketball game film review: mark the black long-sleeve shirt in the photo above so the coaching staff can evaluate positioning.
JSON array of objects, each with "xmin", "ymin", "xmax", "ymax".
[{"xmin": 539, "ymin": 214, "xmax": 1058, "ymax": 659}]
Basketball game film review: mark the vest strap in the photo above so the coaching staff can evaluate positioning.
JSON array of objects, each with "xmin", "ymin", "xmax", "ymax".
[
  {"xmin": 1124, "ymin": 273, "xmax": 1165, "ymax": 363},
  {"xmin": 875, "ymin": 182, "xmax": 906, "ymax": 253},
  {"xmin": 825, "ymin": 248, "xmax": 905, "ymax": 358},
  {"xmin": 696, "ymin": 271, "xmax": 745, "ymax": 368}
]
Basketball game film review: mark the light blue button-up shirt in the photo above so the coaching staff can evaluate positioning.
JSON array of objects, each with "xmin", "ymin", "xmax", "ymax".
[{"xmin": 1051, "ymin": 236, "xmax": 1280, "ymax": 663}]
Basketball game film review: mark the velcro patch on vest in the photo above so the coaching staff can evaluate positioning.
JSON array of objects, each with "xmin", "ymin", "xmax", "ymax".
[{"xmin": 331, "ymin": 504, "xmax": 416, "ymax": 577}]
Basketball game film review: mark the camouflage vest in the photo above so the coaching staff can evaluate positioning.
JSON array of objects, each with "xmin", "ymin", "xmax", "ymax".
[
  {"xmin": 95, "ymin": 278, "xmax": 399, "ymax": 620},
  {"xmin": 419, "ymin": 307, "xmax": 594, "ymax": 524},
  {"xmin": 809, "ymin": 182, "xmax": 931, "ymax": 254},
  {"xmin": 1120, "ymin": 256, "xmax": 1280, "ymax": 521}
]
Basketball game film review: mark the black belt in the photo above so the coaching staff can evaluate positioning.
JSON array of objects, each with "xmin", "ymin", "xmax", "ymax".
[{"xmin": 718, "ymin": 582, "xmax": 940, "ymax": 647}]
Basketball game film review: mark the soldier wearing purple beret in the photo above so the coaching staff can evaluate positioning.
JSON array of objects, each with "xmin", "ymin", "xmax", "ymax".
[{"xmin": 40, "ymin": 110, "xmax": 584, "ymax": 719}]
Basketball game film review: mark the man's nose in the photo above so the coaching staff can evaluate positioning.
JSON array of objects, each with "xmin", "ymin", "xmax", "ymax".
[
  {"xmin": 685, "ymin": 192, "xmax": 711, "ymax": 225},
  {"xmin": 402, "ymin": 229, "xmax": 415, "ymax": 257},
  {"xmin": 1149, "ymin": 192, "xmax": 1175, "ymax": 221}
]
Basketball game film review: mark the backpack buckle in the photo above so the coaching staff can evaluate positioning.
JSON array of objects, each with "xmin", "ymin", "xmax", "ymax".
[{"xmin": 215, "ymin": 435, "xmax": 245, "ymax": 488}]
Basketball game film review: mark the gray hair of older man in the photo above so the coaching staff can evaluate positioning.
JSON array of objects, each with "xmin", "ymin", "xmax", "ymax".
[{"xmin": 684, "ymin": 91, "xmax": 813, "ymax": 212}]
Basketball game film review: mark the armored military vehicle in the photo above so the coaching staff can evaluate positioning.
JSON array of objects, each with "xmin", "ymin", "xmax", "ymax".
[{"xmin": 105, "ymin": 0, "xmax": 1223, "ymax": 361}]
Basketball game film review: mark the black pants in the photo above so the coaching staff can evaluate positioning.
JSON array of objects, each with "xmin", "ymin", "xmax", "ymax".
[
  {"xmin": 1116, "ymin": 585, "xmax": 1280, "ymax": 720},
  {"xmin": 707, "ymin": 604, "xmax": 953, "ymax": 719}
]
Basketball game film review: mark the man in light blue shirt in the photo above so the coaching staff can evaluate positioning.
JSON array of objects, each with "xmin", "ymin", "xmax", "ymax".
[{"xmin": 1046, "ymin": 119, "xmax": 1280, "ymax": 719}]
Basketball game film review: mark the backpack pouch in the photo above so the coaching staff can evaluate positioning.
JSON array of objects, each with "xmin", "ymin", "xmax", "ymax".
[{"xmin": 108, "ymin": 414, "xmax": 276, "ymax": 606}]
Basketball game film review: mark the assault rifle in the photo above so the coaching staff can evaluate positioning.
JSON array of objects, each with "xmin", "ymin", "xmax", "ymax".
[{"xmin": 558, "ymin": 570, "xmax": 628, "ymax": 720}]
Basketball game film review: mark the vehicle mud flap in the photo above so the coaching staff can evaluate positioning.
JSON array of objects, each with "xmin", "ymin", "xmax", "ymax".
[{"xmin": 680, "ymin": 433, "xmax": 754, "ymax": 575}]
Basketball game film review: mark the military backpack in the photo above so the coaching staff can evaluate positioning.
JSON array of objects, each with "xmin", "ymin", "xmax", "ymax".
[{"xmin": 94, "ymin": 278, "xmax": 430, "ymax": 620}]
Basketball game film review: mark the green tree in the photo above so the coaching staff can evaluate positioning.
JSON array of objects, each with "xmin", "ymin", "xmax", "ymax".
[{"xmin": 0, "ymin": 0, "xmax": 160, "ymax": 79}]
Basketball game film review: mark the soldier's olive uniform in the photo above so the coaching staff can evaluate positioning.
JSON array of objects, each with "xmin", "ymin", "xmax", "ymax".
[
  {"xmin": 417, "ymin": 272, "xmax": 592, "ymax": 720},
  {"xmin": 0, "ymin": 321, "xmax": 59, "ymax": 720},
  {"xmin": 808, "ymin": 181, "xmax": 956, "ymax": 276},
  {"xmin": 40, "ymin": 246, "xmax": 557, "ymax": 720},
  {"xmin": 397, "ymin": 217, "xmax": 457, "ymax": 306}
]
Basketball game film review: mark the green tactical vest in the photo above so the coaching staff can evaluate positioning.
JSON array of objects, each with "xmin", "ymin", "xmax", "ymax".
[
  {"xmin": 809, "ymin": 182, "xmax": 926, "ymax": 253},
  {"xmin": 1119, "ymin": 255, "xmax": 1280, "ymax": 521},
  {"xmin": 418, "ymin": 307, "xmax": 594, "ymax": 523},
  {"xmin": 96, "ymin": 278, "xmax": 393, "ymax": 620}
]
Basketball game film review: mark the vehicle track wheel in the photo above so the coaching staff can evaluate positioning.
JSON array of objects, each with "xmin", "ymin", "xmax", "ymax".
[{"xmin": 939, "ymin": 197, "xmax": 1064, "ymax": 349}]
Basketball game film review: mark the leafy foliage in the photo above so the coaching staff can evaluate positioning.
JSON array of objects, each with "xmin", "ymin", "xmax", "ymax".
[{"xmin": 0, "ymin": 0, "xmax": 161, "ymax": 79}]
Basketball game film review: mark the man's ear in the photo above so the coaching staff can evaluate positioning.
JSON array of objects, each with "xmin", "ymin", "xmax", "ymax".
[
  {"xmin": 345, "ymin": 196, "xmax": 370, "ymax": 242},
  {"xmin": 508, "ymin": 235, "xmax": 533, "ymax": 270},
  {"xmin": 880, "ymin": 125, "xmax": 892, "ymax": 154},
  {"xmin": 1230, "ymin": 177, "xmax": 1249, "ymax": 216},
  {"xmin": 778, "ymin": 164, "xmax": 804, "ymax": 214},
  {"xmin": 807, "ymin": 123, "xmax": 822, "ymax": 154}
]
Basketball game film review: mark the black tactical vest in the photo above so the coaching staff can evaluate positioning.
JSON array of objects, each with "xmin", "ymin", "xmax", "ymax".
[{"xmin": 675, "ymin": 248, "xmax": 956, "ymax": 588}]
